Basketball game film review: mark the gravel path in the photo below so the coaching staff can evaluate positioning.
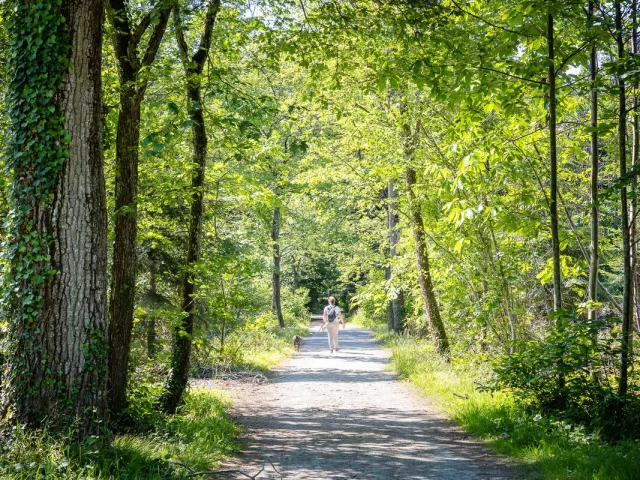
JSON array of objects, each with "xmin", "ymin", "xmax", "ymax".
[{"xmin": 223, "ymin": 324, "xmax": 525, "ymax": 479}]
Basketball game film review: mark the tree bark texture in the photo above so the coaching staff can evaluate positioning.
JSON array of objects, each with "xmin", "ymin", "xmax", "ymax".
[
  {"xmin": 548, "ymin": 13, "xmax": 562, "ymax": 311},
  {"xmin": 106, "ymin": 0, "xmax": 170, "ymax": 415},
  {"xmin": 387, "ymin": 180, "xmax": 405, "ymax": 332},
  {"xmin": 405, "ymin": 167, "xmax": 450, "ymax": 356},
  {"xmin": 615, "ymin": 0, "xmax": 633, "ymax": 400},
  {"xmin": 5, "ymin": 0, "xmax": 108, "ymax": 430},
  {"xmin": 588, "ymin": 1, "xmax": 599, "ymax": 321},
  {"xmin": 161, "ymin": 0, "xmax": 220, "ymax": 414},
  {"xmin": 272, "ymin": 206, "xmax": 286, "ymax": 328},
  {"xmin": 108, "ymin": 90, "xmax": 142, "ymax": 415}
]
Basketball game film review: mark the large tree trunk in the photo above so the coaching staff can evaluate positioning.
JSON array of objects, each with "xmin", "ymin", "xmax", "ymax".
[
  {"xmin": 4, "ymin": 0, "xmax": 108, "ymax": 431},
  {"xmin": 548, "ymin": 13, "xmax": 562, "ymax": 311},
  {"xmin": 105, "ymin": 0, "xmax": 170, "ymax": 416},
  {"xmin": 616, "ymin": 0, "xmax": 633, "ymax": 402},
  {"xmin": 588, "ymin": 1, "xmax": 599, "ymax": 321},
  {"xmin": 272, "ymin": 206, "xmax": 286, "ymax": 328},
  {"xmin": 405, "ymin": 167, "xmax": 450, "ymax": 356},
  {"xmin": 387, "ymin": 179, "xmax": 405, "ymax": 332},
  {"xmin": 161, "ymin": 0, "xmax": 220, "ymax": 414}
]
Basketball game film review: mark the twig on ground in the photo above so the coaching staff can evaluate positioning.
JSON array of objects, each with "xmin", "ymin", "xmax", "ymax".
[
  {"xmin": 216, "ymin": 371, "xmax": 269, "ymax": 384},
  {"xmin": 453, "ymin": 393, "xmax": 469, "ymax": 400},
  {"xmin": 266, "ymin": 458, "xmax": 283, "ymax": 476},
  {"xmin": 163, "ymin": 461, "xmax": 195, "ymax": 479},
  {"xmin": 178, "ymin": 460, "xmax": 283, "ymax": 479},
  {"xmin": 184, "ymin": 464, "xmax": 264, "ymax": 479}
]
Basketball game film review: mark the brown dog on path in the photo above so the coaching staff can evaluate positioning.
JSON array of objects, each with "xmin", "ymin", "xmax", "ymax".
[{"xmin": 292, "ymin": 335, "xmax": 302, "ymax": 351}]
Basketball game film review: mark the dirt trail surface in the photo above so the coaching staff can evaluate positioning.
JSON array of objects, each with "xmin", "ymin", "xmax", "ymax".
[{"xmin": 221, "ymin": 324, "xmax": 524, "ymax": 479}]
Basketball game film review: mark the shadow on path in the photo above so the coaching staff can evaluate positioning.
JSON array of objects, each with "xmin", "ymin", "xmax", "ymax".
[{"xmin": 227, "ymin": 327, "xmax": 524, "ymax": 479}]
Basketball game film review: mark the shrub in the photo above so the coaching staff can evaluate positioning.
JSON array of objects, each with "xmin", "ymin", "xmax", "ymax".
[{"xmin": 488, "ymin": 312, "xmax": 637, "ymax": 436}]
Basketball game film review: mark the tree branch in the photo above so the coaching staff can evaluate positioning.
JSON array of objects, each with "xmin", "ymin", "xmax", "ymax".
[
  {"xmin": 106, "ymin": 0, "xmax": 137, "ymax": 75},
  {"xmin": 193, "ymin": 0, "xmax": 222, "ymax": 73},
  {"xmin": 132, "ymin": 2, "xmax": 166, "ymax": 48},
  {"xmin": 449, "ymin": 0, "xmax": 535, "ymax": 37},
  {"xmin": 141, "ymin": 2, "xmax": 172, "ymax": 69},
  {"xmin": 173, "ymin": 6, "xmax": 191, "ymax": 67}
]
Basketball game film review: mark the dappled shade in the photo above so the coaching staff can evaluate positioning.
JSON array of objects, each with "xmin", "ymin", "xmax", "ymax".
[{"xmin": 226, "ymin": 328, "xmax": 519, "ymax": 479}]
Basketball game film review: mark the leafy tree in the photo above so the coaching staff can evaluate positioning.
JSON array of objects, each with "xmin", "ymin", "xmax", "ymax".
[{"xmin": 161, "ymin": 0, "xmax": 222, "ymax": 415}]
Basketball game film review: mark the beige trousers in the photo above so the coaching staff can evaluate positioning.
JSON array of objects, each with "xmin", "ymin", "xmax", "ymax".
[{"xmin": 326, "ymin": 321, "xmax": 340, "ymax": 350}]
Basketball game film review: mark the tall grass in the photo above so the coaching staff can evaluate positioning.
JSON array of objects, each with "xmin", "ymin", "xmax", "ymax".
[
  {"xmin": 0, "ymin": 388, "xmax": 240, "ymax": 480},
  {"xmin": 374, "ymin": 329, "xmax": 640, "ymax": 480}
]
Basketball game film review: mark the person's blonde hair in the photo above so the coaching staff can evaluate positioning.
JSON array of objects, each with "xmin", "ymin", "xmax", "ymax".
[{"xmin": 328, "ymin": 296, "xmax": 336, "ymax": 305}]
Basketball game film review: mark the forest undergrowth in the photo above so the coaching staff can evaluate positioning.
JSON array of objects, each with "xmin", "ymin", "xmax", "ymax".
[
  {"xmin": 0, "ymin": 388, "xmax": 238, "ymax": 480},
  {"xmin": 0, "ymin": 317, "xmax": 309, "ymax": 479},
  {"xmin": 357, "ymin": 315, "xmax": 640, "ymax": 480}
]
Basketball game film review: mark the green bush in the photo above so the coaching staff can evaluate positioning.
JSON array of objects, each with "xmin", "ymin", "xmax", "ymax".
[
  {"xmin": 488, "ymin": 312, "xmax": 630, "ymax": 435},
  {"xmin": 281, "ymin": 285, "xmax": 310, "ymax": 321}
]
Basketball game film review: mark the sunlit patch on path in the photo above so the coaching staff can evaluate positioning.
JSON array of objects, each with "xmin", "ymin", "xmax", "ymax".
[{"xmin": 223, "ymin": 325, "xmax": 523, "ymax": 479}]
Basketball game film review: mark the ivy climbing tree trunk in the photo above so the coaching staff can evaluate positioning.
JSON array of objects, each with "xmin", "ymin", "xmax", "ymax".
[
  {"xmin": 106, "ymin": 0, "xmax": 170, "ymax": 417},
  {"xmin": 588, "ymin": 0, "xmax": 599, "ymax": 321},
  {"xmin": 615, "ymin": 0, "xmax": 633, "ymax": 403},
  {"xmin": 387, "ymin": 179, "xmax": 405, "ymax": 332},
  {"xmin": 272, "ymin": 205, "xmax": 286, "ymax": 328},
  {"xmin": 161, "ymin": 0, "xmax": 221, "ymax": 414},
  {"xmin": 548, "ymin": 12, "xmax": 562, "ymax": 312},
  {"xmin": 4, "ymin": 0, "xmax": 108, "ymax": 431}
]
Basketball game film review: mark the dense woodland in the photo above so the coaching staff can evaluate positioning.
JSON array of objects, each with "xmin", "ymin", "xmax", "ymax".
[{"xmin": 3, "ymin": 0, "xmax": 640, "ymax": 478}]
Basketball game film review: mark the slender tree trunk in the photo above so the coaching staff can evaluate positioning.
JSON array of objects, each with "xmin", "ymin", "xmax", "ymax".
[
  {"xmin": 161, "ymin": 85, "xmax": 206, "ymax": 413},
  {"xmin": 616, "ymin": 0, "xmax": 633, "ymax": 401},
  {"xmin": 405, "ymin": 167, "xmax": 450, "ymax": 356},
  {"xmin": 385, "ymin": 268, "xmax": 393, "ymax": 330},
  {"xmin": 548, "ymin": 13, "xmax": 562, "ymax": 311},
  {"xmin": 588, "ymin": 0, "xmax": 600, "ymax": 321},
  {"xmin": 106, "ymin": 0, "xmax": 170, "ymax": 416},
  {"xmin": 387, "ymin": 179, "xmax": 405, "ymax": 332},
  {"xmin": 146, "ymin": 272, "xmax": 157, "ymax": 359},
  {"xmin": 5, "ymin": 0, "xmax": 108, "ymax": 431},
  {"xmin": 384, "ymin": 183, "xmax": 393, "ymax": 330},
  {"xmin": 632, "ymin": 0, "xmax": 640, "ymax": 329},
  {"xmin": 490, "ymin": 226, "xmax": 517, "ymax": 351},
  {"xmin": 292, "ymin": 259, "xmax": 300, "ymax": 292},
  {"xmin": 108, "ymin": 89, "xmax": 142, "ymax": 415},
  {"xmin": 161, "ymin": 0, "xmax": 220, "ymax": 414},
  {"xmin": 272, "ymin": 206, "xmax": 286, "ymax": 328}
]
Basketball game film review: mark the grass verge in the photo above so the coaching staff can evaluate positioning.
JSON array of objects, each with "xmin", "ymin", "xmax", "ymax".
[
  {"xmin": 238, "ymin": 320, "xmax": 310, "ymax": 372},
  {"xmin": 371, "ymin": 328, "xmax": 640, "ymax": 480},
  {"xmin": 0, "ymin": 387, "xmax": 240, "ymax": 479}
]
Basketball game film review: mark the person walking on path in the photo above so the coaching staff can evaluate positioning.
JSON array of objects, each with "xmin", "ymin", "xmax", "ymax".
[{"xmin": 323, "ymin": 296, "xmax": 345, "ymax": 353}]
